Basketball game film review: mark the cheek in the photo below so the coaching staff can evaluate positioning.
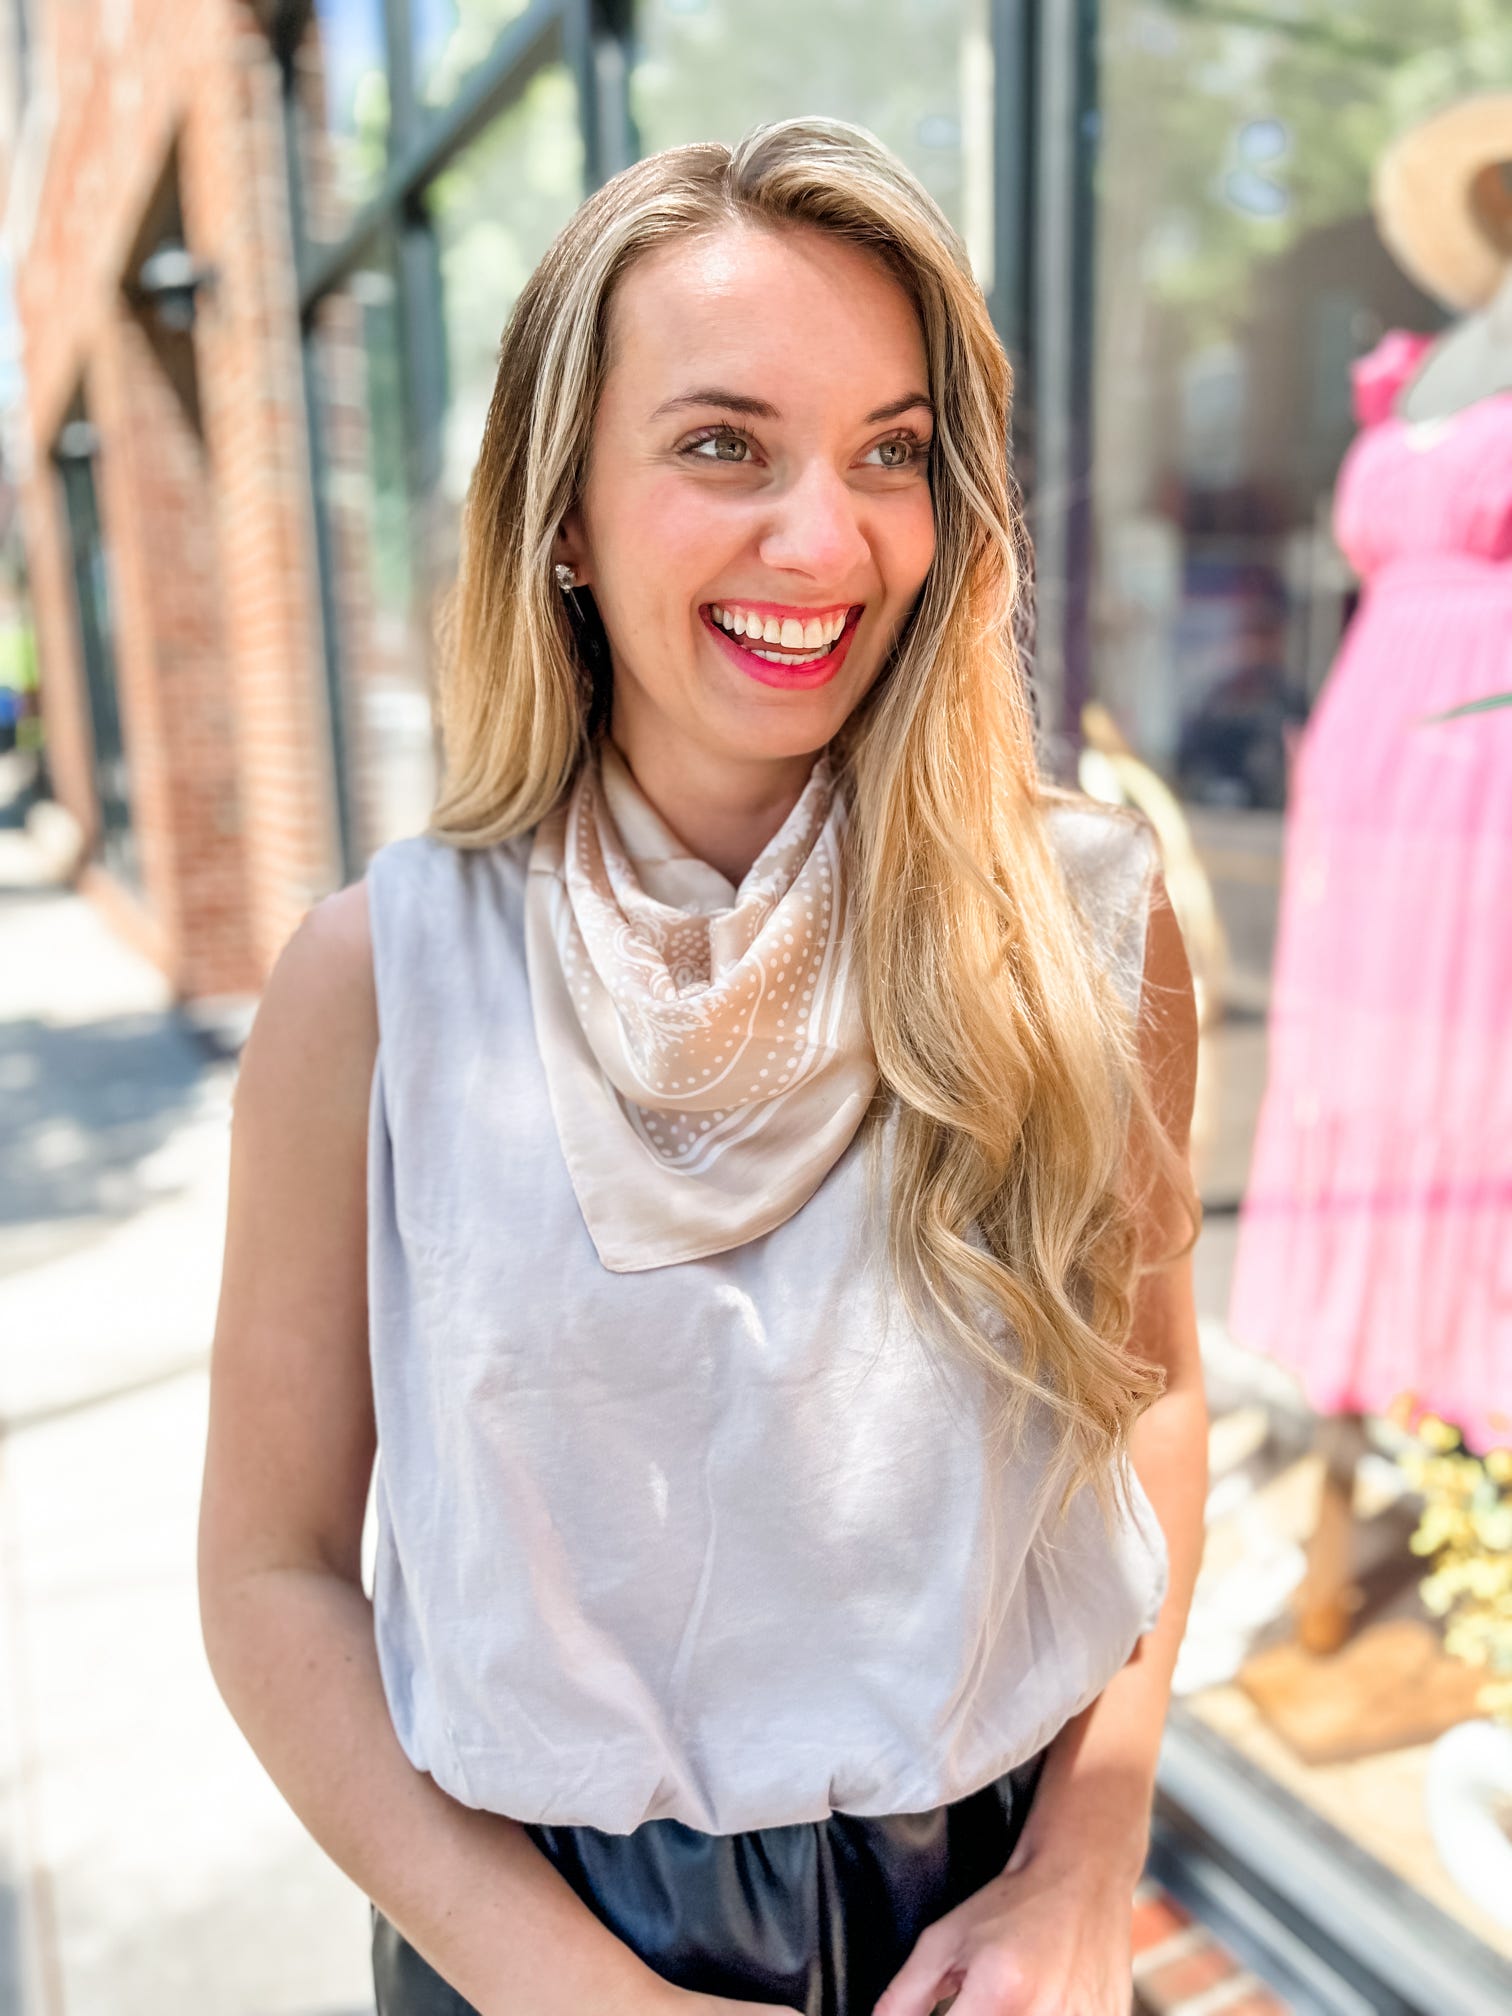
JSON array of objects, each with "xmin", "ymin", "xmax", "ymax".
[
  {"xmin": 884, "ymin": 493, "xmax": 937, "ymax": 601},
  {"xmin": 601, "ymin": 473, "xmax": 741, "ymax": 616}
]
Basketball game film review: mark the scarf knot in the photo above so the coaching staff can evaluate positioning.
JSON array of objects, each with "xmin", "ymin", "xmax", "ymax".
[{"xmin": 524, "ymin": 738, "xmax": 878, "ymax": 1271}]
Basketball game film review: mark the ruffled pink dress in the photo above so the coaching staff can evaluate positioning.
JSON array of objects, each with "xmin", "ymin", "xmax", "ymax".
[{"xmin": 1226, "ymin": 329, "xmax": 1512, "ymax": 1455}]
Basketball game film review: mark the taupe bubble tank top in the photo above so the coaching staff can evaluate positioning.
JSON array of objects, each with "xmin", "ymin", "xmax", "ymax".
[{"xmin": 364, "ymin": 795, "xmax": 1170, "ymax": 1834}]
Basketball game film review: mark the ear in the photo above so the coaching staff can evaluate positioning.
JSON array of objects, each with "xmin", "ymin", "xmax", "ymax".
[{"xmin": 553, "ymin": 507, "xmax": 591, "ymax": 586}]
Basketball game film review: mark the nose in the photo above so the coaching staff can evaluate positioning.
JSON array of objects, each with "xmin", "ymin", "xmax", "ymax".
[{"xmin": 755, "ymin": 455, "xmax": 871, "ymax": 583}]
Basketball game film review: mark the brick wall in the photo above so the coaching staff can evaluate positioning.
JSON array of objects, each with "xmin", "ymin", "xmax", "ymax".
[
  {"xmin": 1132, "ymin": 1877, "xmax": 1292, "ymax": 2016},
  {"xmin": 4, "ymin": 0, "xmax": 341, "ymax": 997}
]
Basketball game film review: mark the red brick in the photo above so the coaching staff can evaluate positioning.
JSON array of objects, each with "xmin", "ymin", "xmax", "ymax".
[
  {"xmin": 1141, "ymin": 1941, "xmax": 1242, "ymax": 2004},
  {"xmin": 1131, "ymin": 1891, "xmax": 1193, "ymax": 1954},
  {"xmin": 4, "ymin": 0, "xmax": 350, "ymax": 999}
]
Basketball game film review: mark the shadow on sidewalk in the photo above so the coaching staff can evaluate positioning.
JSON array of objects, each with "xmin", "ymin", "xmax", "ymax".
[{"xmin": 0, "ymin": 1010, "xmax": 213, "ymax": 1235}]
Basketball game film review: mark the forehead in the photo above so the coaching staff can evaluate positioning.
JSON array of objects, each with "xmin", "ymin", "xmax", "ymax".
[{"xmin": 602, "ymin": 222, "xmax": 928, "ymax": 413}]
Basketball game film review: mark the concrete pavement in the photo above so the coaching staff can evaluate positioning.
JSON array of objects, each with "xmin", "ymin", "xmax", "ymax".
[{"xmin": 0, "ymin": 751, "xmax": 375, "ymax": 2016}]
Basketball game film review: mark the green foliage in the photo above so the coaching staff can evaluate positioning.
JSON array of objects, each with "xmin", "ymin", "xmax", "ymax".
[
  {"xmin": 1099, "ymin": 0, "xmax": 1512, "ymax": 351},
  {"xmin": 1423, "ymin": 693, "xmax": 1512, "ymax": 723}
]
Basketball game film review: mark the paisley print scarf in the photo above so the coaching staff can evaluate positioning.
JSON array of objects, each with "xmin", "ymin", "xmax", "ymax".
[{"xmin": 524, "ymin": 735, "xmax": 878, "ymax": 1272}]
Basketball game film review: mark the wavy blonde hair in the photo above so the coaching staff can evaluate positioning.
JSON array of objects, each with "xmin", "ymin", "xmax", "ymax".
[{"xmin": 427, "ymin": 117, "xmax": 1201, "ymax": 1541}]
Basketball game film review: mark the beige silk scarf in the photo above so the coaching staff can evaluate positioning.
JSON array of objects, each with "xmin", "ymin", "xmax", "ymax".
[{"xmin": 523, "ymin": 736, "xmax": 878, "ymax": 1272}]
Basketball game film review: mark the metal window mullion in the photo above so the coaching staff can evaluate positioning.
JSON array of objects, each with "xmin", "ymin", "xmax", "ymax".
[
  {"xmin": 296, "ymin": 0, "xmax": 566, "ymax": 315},
  {"xmin": 988, "ymin": 0, "xmax": 1036, "ymax": 410},
  {"xmin": 382, "ymin": 0, "xmax": 442, "ymax": 502},
  {"xmin": 1027, "ymin": 0, "xmax": 1097, "ymax": 766},
  {"xmin": 382, "ymin": 0, "xmax": 417, "ymax": 145},
  {"xmin": 564, "ymin": 0, "xmax": 637, "ymax": 189}
]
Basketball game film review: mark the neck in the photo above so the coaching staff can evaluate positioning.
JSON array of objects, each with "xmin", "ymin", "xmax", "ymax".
[
  {"xmin": 1398, "ymin": 263, "xmax": 1512, "ymax": 422},
  {"xmin": 604, "ymin": 715, "xmax": 822, "ymax": 888}
]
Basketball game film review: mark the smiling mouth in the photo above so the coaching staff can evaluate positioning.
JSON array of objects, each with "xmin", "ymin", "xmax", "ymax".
[{"xmin": 701, "ymin": 601, "xmax": 863, "ymax": 669}]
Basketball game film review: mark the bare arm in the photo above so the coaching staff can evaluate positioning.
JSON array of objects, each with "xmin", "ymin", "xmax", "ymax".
[
  {"xmin": 1007, "ymin": 866, "xmax": 1209, "ymax": 1884},
  {"xmin": 196, "ymin": 884, "xmax": 774, "ymax": 2016}
]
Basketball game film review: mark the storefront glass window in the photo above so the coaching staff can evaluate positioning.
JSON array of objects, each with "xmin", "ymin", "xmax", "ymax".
[
  {"xmin": 630, "ymin": 0, "xmax": 995, "ymax": 290},
  {"xmin": 413, "ymin": 0, "xmax": 535, "ymax": 113},
  {"xmin": 1091, "ymin": 0, "xmax": 1512, "ymax": 1975},
  {"xmin": 303, "ymin": 43, "xmax": 580, "ymax": 857},
  {"xmin": 311, "ymin": 238, "xmax": 437, "ymax": 854},
  {"xmin": 424, "ymin": 60, "xmax": 584, "ymax": 571},
  {"xmin": 302, "ymin": 0, "xmax": 392, "ymax": 243}
]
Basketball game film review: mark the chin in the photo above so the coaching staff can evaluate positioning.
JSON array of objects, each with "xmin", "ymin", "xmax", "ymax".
[{"xmin": 713, "ymin": 697, "xmax": 853, "ymax": 764}]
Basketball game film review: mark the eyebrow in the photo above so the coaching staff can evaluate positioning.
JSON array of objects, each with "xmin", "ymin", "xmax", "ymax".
[{"xmin": 649, "ymin": 388, "xmax": 934, "ymax": 424}]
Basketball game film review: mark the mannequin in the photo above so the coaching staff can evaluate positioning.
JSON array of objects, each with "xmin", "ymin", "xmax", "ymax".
[
  {"xmin": 1399, "ymin": 262, "xmax": 1512, "ymax": 422},
  {"xmin": 1393, "ymin": 127, "xmax": 1512, "ymax": 421},
  {"xmin": 1228, "ymin": 95, "xmax": 1512, "ymax": 1665}
]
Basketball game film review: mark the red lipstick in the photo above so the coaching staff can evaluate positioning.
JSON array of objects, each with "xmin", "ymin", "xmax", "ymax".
[{"xmin": 699, "ymin": 604, "xmax": 863, "ymax": 691}]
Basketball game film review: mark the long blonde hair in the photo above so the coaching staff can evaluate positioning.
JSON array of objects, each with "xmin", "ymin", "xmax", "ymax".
[{"xmin": 427, "ymin": 118, "xmax": 1201, "ymax": 1539}]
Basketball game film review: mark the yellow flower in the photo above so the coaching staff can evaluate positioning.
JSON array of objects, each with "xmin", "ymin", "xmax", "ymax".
[{"xmin": 1419, "ymin": 1415, "xmax": 1465, "ymax": 1454}]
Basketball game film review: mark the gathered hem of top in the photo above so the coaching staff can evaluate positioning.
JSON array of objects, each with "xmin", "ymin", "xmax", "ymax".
[{"xmin": 403, "ymin": 1727, "xmax": 1066, "ymax": 1838}]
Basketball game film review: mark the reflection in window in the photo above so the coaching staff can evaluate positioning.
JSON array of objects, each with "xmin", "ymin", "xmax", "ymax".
[
  {"xmin": 414, "ymin": 0, "xmax": 534, "ymax": 113},
  {"xmin": 301, "ymin": 0, "xmax": 391, "ymax": 242},
  {"xmin": 426, "ymin": 62, "xmax": 584, "ymax": 529},
  {"xmin": 1087, "ymin": 1, "xmax": 1512, "ymax": 1967},
  {"xmin": 313, "ymin": 247, "xmax": 437, "ymax": 850},
  {"xmin": 631, "ymin": 0, "xmax": 994, "ymax": 292},
  {"xmin": 1088, "ymin": 0, "xmax": 1509, "ymax": 805}
]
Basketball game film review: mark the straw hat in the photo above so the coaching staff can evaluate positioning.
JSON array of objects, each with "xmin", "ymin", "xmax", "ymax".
[{"xmin": 1372, "ymin": 93, "xmax": 1512, "ymax": 312}]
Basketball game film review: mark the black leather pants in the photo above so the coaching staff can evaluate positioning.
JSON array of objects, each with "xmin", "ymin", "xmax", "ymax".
[{"xmin": 370, "ymin": 1745, "xmax": 1049, "ymax": 2016}]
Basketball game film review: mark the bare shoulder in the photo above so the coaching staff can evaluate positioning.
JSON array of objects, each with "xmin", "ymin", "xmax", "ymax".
[
  {"xmin": 235, "ymin": 878, "xmax": 377, "ymax": 1117},
  {"xmin": 1036, "ymin": 784, "xmax": 1155, "ymax": 892},
  {"xmin": 263, "ymin": 877, "xmax": 374, "ymax": 1034},
  {"xmin": 1138, "ymin": 863, "xmax": 1199, "ymax": 1147}
]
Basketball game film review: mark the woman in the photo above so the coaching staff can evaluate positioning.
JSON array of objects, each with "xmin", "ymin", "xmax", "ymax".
[{"xmin": 198, "ymin": 119, "xmax": 1207, "ymax": 2016}]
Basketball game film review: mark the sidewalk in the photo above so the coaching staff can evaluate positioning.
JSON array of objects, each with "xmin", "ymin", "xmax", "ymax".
[{"xmin": 0, "ymin": 753, "xmax": 374, "ymax": 2016}]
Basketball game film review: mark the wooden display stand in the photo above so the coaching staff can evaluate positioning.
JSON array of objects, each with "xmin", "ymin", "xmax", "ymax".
[{"xmin": 1235, "ymin": 1410, "xmax": 1486, "ymax": 1764}]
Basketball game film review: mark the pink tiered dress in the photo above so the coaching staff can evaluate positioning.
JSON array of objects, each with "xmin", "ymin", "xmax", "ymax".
[{"xmin": 1226, "ymin": 329, "xmax": 1512, "ymax": 1455}]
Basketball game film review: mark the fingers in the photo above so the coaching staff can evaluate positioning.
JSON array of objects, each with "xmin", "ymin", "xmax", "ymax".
[
  {"xmin": 930, "ymin": 1946, "xmax": 1035, "ymax": 2014},
  {"xmin": 870, "ymin": 1929, "xmax": 961, "ymax": 2015}
]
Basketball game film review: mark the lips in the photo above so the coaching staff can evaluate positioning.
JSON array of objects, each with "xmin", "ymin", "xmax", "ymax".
[{"xmin": 699, "ymin": 604, "xmax": 863, "ymax": 691}]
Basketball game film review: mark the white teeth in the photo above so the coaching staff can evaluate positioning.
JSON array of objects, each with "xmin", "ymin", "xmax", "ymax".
[
  {"xmin": 709, "ymin": 605, "xmax": 854, "ymax": 653},
  {"xmin": 749, "ymin": 646, "xmax": 827, "ymax": 665}
]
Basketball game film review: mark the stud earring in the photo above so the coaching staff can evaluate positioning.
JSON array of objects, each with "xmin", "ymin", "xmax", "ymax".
[{"xmin": 554, "ymin": 562, "xmax": 578, "ymax": 592}]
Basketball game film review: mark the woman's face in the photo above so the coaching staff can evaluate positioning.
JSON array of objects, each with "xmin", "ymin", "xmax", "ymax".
[{"xmin": 557, "ymin": 222, "xmax": 937, "ymax": 774}]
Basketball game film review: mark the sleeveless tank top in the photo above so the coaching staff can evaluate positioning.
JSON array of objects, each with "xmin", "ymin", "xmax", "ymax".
[{"xmin": 364, "ymin": 795, "xmax": 1170, "ymax": 1835}]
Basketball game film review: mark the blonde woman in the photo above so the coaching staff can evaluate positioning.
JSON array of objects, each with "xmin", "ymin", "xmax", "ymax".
[{"xmin": 198, "ymin": 119, "xmax": 1207, "ymax": 2016}]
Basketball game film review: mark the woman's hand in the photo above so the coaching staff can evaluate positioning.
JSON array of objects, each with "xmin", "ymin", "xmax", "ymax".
[{"xmin": 869, "ymin": 1840, "xmax": 1137, "ymax": 2016}]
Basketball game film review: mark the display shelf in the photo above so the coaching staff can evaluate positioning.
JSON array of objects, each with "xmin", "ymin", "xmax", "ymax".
[{"xmin": 1154, "ymin": 1707, "xmax": 1512, "ymax": 2016}]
